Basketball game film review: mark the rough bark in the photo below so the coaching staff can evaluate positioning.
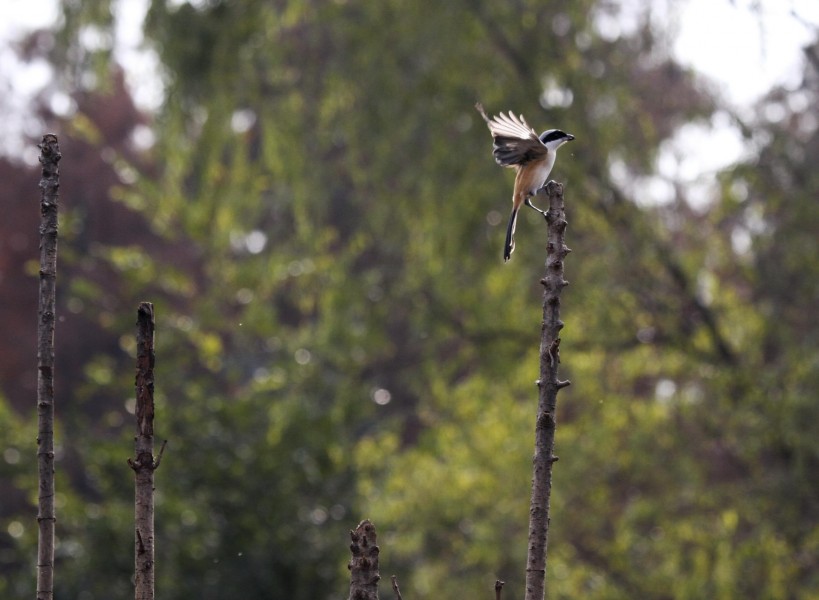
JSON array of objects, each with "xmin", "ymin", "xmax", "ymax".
[
  {"xmin": 128, "ymin": 302, "xmax": 163, "ymax": 600},
  {"xmin": 36, "ymin": 133, "xmax": 60, "ymax": 600},
  {"xmin": 347, "ymin": 519, "xmax": 380, "ymax": 600},
  {"xmin": 524, "ymin": 182, "xmax": 571, "ymax": 600}
]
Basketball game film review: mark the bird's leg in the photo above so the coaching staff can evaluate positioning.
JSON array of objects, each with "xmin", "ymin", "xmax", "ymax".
[{"xmin": 524, "ymin": 196, "xmax": 547, "ymax": 217}]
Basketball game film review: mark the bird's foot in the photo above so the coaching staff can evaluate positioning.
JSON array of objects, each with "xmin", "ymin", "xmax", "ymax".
[{"xmin": 524, "ymin": 196, "xmax": 547, "ymax": 217}]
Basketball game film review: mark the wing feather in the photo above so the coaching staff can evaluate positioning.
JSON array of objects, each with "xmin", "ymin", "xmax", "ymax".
[{"xmin": 475, "ymin": 103, "xmax": 548, "ymax": 167}]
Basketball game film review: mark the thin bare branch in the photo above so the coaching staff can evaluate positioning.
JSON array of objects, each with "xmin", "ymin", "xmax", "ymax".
[
  {"xmin": 524, "ymin": 182, "xmax": 571, "ymax": 600},
  {"xmin": 36, "ymin": 133, "xmax": 60, "ymax": 600},
  {"xmin": 132, "ymin": 302, "xmax": 159, "ymax": 600},
  {"xmin": 390, "ymin": 575, "xmax": 403, "ymax": 600}
]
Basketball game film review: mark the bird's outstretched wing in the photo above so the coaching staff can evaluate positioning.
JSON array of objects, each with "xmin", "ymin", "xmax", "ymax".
[{"xmin": 476, "ymin": 103, "xmax": 548, "ymax": 168}]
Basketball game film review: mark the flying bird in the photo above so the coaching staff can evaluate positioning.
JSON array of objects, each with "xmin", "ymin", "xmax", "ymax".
[{"xmin": 476, "ymin": 103, "xmax": 574, "ymax": 262}]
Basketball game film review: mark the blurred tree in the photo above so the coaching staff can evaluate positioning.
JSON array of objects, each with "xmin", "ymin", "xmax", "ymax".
[
  {"xmin": 0, "ymin": 396, "xmax": 38, "ymax": 598},
  {"xmin": 0, "ymin": 0, "xmax": 816, "ymax": 599}
]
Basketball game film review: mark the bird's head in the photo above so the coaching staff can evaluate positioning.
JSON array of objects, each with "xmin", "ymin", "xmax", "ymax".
[{"xmin": 539, "ymin": 129, "xmax": 575, "ymax": 151}]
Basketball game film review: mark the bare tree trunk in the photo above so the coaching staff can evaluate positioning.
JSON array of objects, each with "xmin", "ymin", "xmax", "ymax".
[
  {"xmin": 347, "ymin": 520, "xmax": 380, "ymax": 600},
  {"xmin": 524, "ymin": 182, "xmax": 571, "ymax": 600},
  {"xmin": 36, "ymin": 134, "xmax": 60, "ymax": 600},
  {"xmin": 128, "ymin": 302, "xmax": 164, "ymax": 600}
]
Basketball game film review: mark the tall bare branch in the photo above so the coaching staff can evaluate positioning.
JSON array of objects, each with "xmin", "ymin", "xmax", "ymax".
[
  {"xmin": 36, "ymin": 133, "xmax": 60, "ymax": 600},
  {"xmin": 128, "ymin": 302, "xmax": 164, "ymax": 600},
  {"xmin": 524, "ymin": 182, "xmax": 571, "ymax": 600}
]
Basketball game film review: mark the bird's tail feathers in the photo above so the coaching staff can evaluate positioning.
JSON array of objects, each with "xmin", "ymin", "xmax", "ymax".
[{"xmin": 504, "ymin": 206, "xmax": 519, "ymax": 262}]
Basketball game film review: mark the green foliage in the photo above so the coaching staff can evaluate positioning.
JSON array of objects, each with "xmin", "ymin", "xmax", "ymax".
[
  {"xmin": 1, "ymin": 0, "xmax": 816, "ymax": 598},
  {"xmin": 0, "ymin": 397, "xmax": 39, "ymax": 598}
]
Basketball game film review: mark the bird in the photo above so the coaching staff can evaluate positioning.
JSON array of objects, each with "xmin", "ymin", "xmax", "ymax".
[{"xmin": 476, "ymin": 103, "xmax": 574, "ymax": 262}]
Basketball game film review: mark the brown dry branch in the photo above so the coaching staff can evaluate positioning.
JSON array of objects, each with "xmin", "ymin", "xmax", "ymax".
[
  {"xmin": 128, "ymin": 302, "xmax": 165, "ymax": 600},
  {"xmin": 36, "ymin": 133, "xmax": 60, "ymax": 600},
  {"xmin": 524, "ymin": 182, "xmax": 571, "ymax": 600},
  {"xmin": 347, "ymin": 519, "xmax": 380, "ymax": 600}
]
